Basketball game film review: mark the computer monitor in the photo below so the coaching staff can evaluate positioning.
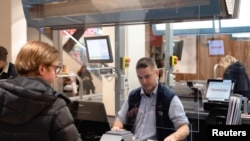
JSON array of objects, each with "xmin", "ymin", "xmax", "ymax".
[
  {"xmin": 173, "ymin": 40, "xmax": 184, "ymax": 60},
  {"xmin": 84, "ymin": 35, "xmax": 113, "ymax": 64},
  {"xmin": 205, "ymin": 79, "xmax": 235, "ymax": 102},
  {"xmin": 69, "ymin": 101, "xmax": 111, "ymax": 140}
]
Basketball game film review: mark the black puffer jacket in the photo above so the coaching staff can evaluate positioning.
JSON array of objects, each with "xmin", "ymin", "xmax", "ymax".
[
  {"xmin": 0, "ymin": 77, "xmax": 82, "ymax": 141},
  {"xmin": 223, "ymin": 62, "xmax": 250, "ymax": 99}
]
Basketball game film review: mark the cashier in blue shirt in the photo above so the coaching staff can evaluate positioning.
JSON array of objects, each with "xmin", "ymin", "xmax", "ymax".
[{"xmin": 112, "ymin": 57, "xmax": 190, "ymax": 141}]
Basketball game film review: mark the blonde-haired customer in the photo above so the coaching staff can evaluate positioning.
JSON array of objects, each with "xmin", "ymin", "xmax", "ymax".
[
  {"xmin": 218, "ymin": 55, "xmax": 250, "ymax": 99},
  {"xmin": 219, "ymin": 55, "xmax": 238, "ymax": 69},
  {"xmin": 0, "ymin": 41, "xmax": 82, "ymax": 141}
]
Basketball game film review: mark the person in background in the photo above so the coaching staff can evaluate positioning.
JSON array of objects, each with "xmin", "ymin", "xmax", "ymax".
[
  {"xmin": 112, "ymin": 57, "xmax": 190, "ymax": 141},
  {"xmin": 0, "ymin": 46, "xmax": 18, "ymax": 79},
  {"xmin": 218, "ymin": 55, "xmax": 250, "ymax": 99},
  {"xmin": 77, "ymin": 65, "xmax": 95, "ymax": 94},
  {"xmin": 150, "ymin": 49, "xmax": 164, "ymax": 81},
  {"xmin": 0, "ymin": 41, "xmax": 82, "ymax": 141}
]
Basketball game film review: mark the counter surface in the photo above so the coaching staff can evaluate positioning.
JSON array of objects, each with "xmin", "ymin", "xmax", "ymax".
[{"xmin": 185, "ymin": 108, "xmax": 250, "ymax": 124}]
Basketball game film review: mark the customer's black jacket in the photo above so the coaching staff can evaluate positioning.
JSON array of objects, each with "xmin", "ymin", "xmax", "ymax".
[
  {"xmin": 223, "ymin": 61, "xmax": 250, "ymax": 99},
  {"xmin": 0, "ymin": 77, "xmax": 82, "ymax": 141}
]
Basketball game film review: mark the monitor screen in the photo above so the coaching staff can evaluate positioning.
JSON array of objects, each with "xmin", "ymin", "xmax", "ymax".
[
  {"xmin": 173, "ymin": 40, "xmax": 184, "ymax": 60},
  {"xmin": 84, "ymin": 35, "xmax": 113, "ymax": 64},
  {"xmin": 205, "ymin": 79, "xmax": 235, "ymax": 102}
]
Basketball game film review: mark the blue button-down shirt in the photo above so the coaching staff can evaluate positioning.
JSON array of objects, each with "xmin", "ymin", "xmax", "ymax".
[{"xmin": 116, "ymin": 85, "xmax": 188, "ymax": 141}]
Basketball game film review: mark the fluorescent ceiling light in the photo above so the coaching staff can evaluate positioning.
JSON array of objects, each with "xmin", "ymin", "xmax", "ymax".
[
  {"xmin": 156, "ymin": 0, "xmax": 248, "ymax": 31},
  {"xmin": 232, "ymin": 33, "xmax": 250, "ymax": 38},
  {"xmin": 173, "ymin": 21, "xmax": 213, "ymax": 29},
  {"xmin": 155, "ymin": 21, "xmax": 213, "ymax": 30}
]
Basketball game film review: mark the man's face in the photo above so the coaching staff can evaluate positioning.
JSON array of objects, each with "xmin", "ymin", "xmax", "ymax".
[
  {"xmin": 38, "ymin": 60, "xmax": 60, "ymax": 84},
  {"xmin": 136, "ymin": 66, "xmax": 159, "ymax": 94},
  {"xmin": 0, "ymin": 60, "xmax": 5, "ymax": 69}
]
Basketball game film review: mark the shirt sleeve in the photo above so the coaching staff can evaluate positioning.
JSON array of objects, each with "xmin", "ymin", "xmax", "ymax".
[
  {"xmin": 169, "ymin": 95, "xmax": 190, "ymax": 129},
  {"xmin": 116, "ymin": 99, "xmax": 129, "ymax": 124}
]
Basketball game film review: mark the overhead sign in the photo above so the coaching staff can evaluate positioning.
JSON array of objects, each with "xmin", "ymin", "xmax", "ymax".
[{"xmin": 208, "ymin": 40, "xmax": 225, "ymax": 55}]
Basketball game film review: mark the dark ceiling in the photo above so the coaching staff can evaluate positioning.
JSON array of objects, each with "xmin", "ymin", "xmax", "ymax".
[{"xmin": 21, "ymin": 0, "xmax": 238, "ymax": 29}]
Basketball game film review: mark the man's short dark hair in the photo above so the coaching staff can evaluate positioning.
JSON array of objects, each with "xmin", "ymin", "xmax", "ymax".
[
  {"xmin": 136, "ymin": 57, "xmax": 157, "ymax": 70},
  {"xmin": 0, "ymin": 46, "xmax": 8, "ymax": 62}
]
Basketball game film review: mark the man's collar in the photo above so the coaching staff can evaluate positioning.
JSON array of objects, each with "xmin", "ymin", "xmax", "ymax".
[{"xmin": 140, "ymin": 82, "xmax": 159, "ymax": 96}]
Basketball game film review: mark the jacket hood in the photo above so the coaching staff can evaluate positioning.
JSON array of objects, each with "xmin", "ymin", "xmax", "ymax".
[{"xmin": 0, "ymin": 77, "xmax": 57, "ymax": 124}]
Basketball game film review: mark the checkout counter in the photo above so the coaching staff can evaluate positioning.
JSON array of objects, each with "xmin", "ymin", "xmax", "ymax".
[
  {"xmin": 184, "ymin": 106, "xmax": 250, "ymax": 141},
  {"xmin": 66, "ymin": 78, "xmax": 250, "ymax": 141},
  {"xmin": 68, "ymin": 97, "xmax": 134, "ymax": 141},
  {"xmin": 173, "ymin": 80, "xmax": 250, "ymax": 141}
]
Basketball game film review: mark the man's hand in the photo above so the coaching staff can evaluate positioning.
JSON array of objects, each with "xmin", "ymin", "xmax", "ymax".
[
  {"xmin": 112, "ymin": 120, "xmax": 124, "ymax": 131},
  {"xmin": 111, "ymin": 126, "xmax": 124, "ymax": 131}
]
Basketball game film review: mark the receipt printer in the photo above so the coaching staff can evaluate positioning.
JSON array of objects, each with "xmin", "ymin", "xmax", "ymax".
[{"xmin": 100, "ymin": 130, "xmax": 133, "ymax": 141}]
